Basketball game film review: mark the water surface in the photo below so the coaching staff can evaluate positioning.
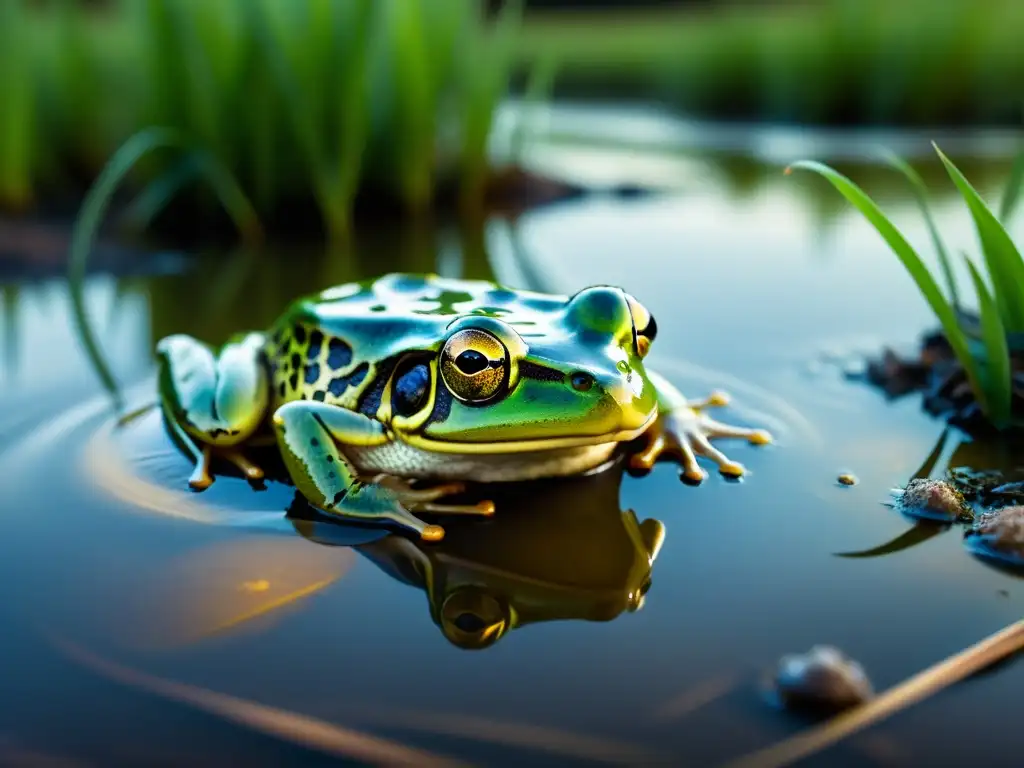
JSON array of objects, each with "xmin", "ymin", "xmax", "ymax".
[{"xmin": 1, "ymin": 129, "xmax": 1023, "ymax": 767}]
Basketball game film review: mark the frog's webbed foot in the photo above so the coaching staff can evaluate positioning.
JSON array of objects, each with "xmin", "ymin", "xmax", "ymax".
[
  {"xmin": 629, "ymin": 390, "xmax": 772, "ymax": 484},
  {"xmin": 371, "ymin": 476, "xmax": 496, "ymax": 518}
]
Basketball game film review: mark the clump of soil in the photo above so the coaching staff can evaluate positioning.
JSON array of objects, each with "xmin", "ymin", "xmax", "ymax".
[{"xmin": 851, "ymin": 316, "xmax": 1024, "ymax": 437}]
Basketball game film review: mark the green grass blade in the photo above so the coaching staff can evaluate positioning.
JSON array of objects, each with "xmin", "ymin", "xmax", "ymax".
[
  {"xmin": 964, "ymin": 254, "xmax": 1012, "ymax": 427},
  {"xmin": 934, "ymin": 143, "xmax": 1024, "ymax": 333},
  {"xmin": 879, "ymin": 149, "xmax": 959, "ymax": 308},
  {"xmin": 999, "ymin": 143, "xmax": 1024, "ymax": 225},
  {"xmin": 68, "ymin": 127, "xmax": 262, "ymax": 406},
  {"xmin": 121, "ymin": 154, "xmax": 202, "ymax": 232},
  {"xmin": 786, "ymin": 159, "xmax": 989, "ymax": 416},
  {"xmin": 243, "ymin": 0, "xmax": 340, "ymax": 234}
]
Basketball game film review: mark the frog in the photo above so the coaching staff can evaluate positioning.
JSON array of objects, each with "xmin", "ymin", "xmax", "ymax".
[{"xmin": 156, "ymin": 273, "xmax": 772, "ymax": 543}]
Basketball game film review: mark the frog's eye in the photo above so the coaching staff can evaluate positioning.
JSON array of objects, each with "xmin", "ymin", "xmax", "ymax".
[
  {"xmin": 440, "ymin": 328, "xmax": 508, "ymax": 403},
  {"xmin": 625, "ymin": 294, "xmax": 657, "ymax": 358}
]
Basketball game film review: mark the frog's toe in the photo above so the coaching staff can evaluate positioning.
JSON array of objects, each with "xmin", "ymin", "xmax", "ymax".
[
  {"xmin": 690, "ymin": 432, "xmax": 748, "ymax": 479},
  {"xmin": 222, "ymin": 449, "xmax": 265, "ymax": 482},
  {"xmin": 187, "ymin": 448, "xmax": 214, "ymax": 491},
  {"xmin": 628, "ymin": 416, "xmax": 709, "ymax": 484},
  {"xmin": 703, "ymin": 416, "xmax": 774, "ymax": 446}
]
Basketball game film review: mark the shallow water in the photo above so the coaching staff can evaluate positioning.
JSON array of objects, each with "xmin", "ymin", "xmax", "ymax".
[{"xmin": 2, "ymin": 135, "xmax": 1024, "ymax": 766}]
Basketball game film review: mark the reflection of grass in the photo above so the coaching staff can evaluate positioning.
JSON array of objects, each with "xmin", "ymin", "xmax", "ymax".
[
  {"xmin": 68, "ymin": 127, "xmax": 261, "ymax": 409},
  {"xmin": 518, "ymin": 0, "xmax": 1024, "ymax": 127},
  {"xmin": 788, "ymin": 145, "xmax": 1024, "ymax": 430},
  {"xmin": 3, "ymin": 0, "xmax": 523, "ymax": 238}
]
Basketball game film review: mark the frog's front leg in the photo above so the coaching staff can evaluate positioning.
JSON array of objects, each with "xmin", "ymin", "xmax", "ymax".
[
  {"xmin": 157, "ymin": 333, "xmax": 270, "ymax": 490},
  {"xmin": 629, "ymin": 370, "xmax": 772, "ymax": 484},
  {"xmin": 272, "ymin": 402, "xmax": 492, "ymax": 543}
]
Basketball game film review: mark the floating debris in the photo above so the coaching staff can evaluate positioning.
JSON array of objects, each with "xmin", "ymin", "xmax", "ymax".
[
  {"xmin": 964, "ymin": 506, "xmax": 1024, "ymax": 569},
  {"xmin": 837, "ymin": 473, "xmax": 858, "ymax": 487},
  {"xmin": 855, "ymin": 317, "xmax": 1024, "ymax": 437},
  {"xmin": 891, "ymin": 478, "xmax": 973, "ymax": 523},
  {"xmin": 768, "ymin": 645, "xmax": 874, "ymax": 716},
  {"xmin": 730, "ymin": 620, "xmax": 1024, "ymax": 768}
]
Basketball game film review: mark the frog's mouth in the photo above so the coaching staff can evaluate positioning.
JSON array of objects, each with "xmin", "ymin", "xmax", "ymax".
[{"xmin": 399, "ymin": 410, "xmax": 657, "ymax": 455}]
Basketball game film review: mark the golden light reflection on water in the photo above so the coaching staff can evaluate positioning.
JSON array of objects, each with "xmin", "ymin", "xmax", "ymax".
[{"xmin": 107, "ymin": 538, "xmax": 353, "ymax": 651}]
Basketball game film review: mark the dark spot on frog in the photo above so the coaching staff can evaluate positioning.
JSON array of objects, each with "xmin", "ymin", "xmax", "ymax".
[
  {"xmin": 485, "ymin": 288, "xmax": 517, "ymax": 304},
  {"xmin": 393, "ymin": 362, "xmax": 430, "ymax": 417},
  {"xmin": 326, "ymin": 455, "xmax": 334, "ymax": 463},
  {"xmin": 310, "ymin": 437, "xmax": 319, "ymax": 448},
  {"xmin": 307, "ymin": 330, "xmax": 324, "ymax": 359},
  {"xmin": 390, "ymin": 275, "xmax": 427, "ymax": 292},
  {"xmin": 328, "ymin": 362, "xmax": 370, "ymax": 398},
  {"xmin": 327, "ymin": 338, "xmax": 353, "ymax": 370},
  {"xmin": 289, "ymin": 372, "xmax": 299, "ymax": 391},
  {"xmin": 370, "ymin": 304, "xmax": 386, "ymax": 312},
  {"xmin": 293, "ymin": 324, "xmax": 307, "ymax": 345},
  {"xmin": 313, "ymin": 390, "xmax": 326, "ymax": 402},
  {"xmin": 304, "ymin": 362, "xmax": 321, "ymax": 385},
  {"xmin": 328, "ymin": 471, "xmax": 335, "ymax": 479},
  {"xmin": 328, "ymin": 377, "xmax": 348, "ymax": 398},
  {"xmin": 439, "ymin": 290, "xmax": 475, "ymax": 307},
  {"xmin": 209, "ymin": 428, "xmax": 229, "ymax": 439},
  {"xmin": 359, "ymin": 358, "xmax": 400, "ymax": 416},
  {"xmin": 524, "ymin": 296, "xmax": 562, "ymax": 312},
  {"xmin": 333, "ymin": 490, "xmax": 346, "ymax": 506},
  {"xmin": 291, "ymin": 353, "xmax": 301, "ymax": 371},
  {"xmin": 278, "ymin": 381, "xmax": 286, "ymax": 398}
]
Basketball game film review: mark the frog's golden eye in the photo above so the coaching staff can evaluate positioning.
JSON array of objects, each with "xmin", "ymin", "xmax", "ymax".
[
  {"xmin": 625, "ymin": 294, "xmax": 657, "ymax": 358},
  {"xmin": 440, "ymin": 328, "xmax": 508, "ymax": 403}
]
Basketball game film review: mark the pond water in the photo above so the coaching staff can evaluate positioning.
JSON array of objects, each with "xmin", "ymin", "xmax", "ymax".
[{"xmin": 1, "ymin": 120, "xmax": 1024, "ymax": 766}]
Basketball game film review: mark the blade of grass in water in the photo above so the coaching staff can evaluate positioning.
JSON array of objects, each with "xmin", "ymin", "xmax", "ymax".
[
  {"xmin": 245, "ymin": 0, "xmax": 338, "ymax": 232},
  {"xmin": 935, "ymin": 143, "xmax": 1024, "ymax": 334},
  {"xmin": 998, "ymin": 142, "xmax": 1024, "ymax": 224},
  {"xmin": 964, "ymin": 255, "xmax": 1012, "ymax": 427},
  {"xmin": 785, "ymin": 160, "xmax": 989, "ymax": 416},
  {"xmin": 459, "ymin": 0, "xmax": 525, "ymax": 212},
  {"xmin": 121, "ymin": 153, "xmax": 203, "ymax": 232},
  {"xmin": 879, "ymin": 149, "xmax": 959, "ymax": 308},
  {"xmin": 68, "ymin": 127, "xmax": 262, "ymax": 407}
]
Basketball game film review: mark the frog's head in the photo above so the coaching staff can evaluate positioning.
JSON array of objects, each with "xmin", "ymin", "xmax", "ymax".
[{"xmin": 390, "ymin": 286, "xmax": 660, "ymax": 453}]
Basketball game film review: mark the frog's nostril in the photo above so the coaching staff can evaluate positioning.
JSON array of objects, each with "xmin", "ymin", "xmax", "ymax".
[{"xmin": 570, "ymin": 371, "xmax": 595, "ymax": 392}]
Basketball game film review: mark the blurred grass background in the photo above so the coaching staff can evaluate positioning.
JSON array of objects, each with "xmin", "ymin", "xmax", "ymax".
[{"xmin": 2, "ymin": 0, "xmax": 1022, "ymax": 241}]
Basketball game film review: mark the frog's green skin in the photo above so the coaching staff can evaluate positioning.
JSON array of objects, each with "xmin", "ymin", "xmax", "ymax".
[{"xmin": 157, "ymin": 273, "xmax": 771, "ymax": 542}]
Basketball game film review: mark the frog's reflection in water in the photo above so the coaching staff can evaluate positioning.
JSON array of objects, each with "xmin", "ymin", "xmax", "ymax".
[{"xmin": 290, "ymin": 459, "xmax": 665, "ymax": 650}]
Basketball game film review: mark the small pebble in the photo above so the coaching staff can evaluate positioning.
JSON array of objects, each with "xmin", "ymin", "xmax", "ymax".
[
  {"xmin": 964, "ymin": 505, "xmax": 1024, "ymax": 568},
  {"xmin": 892, "ymin": 478, "xmax": 973, "ymax": 522},
  {"xmin": 769, "ymin": 645, "xmax": 874, "ymax": 715},
  {"xmin": 837, "ymin": 473, "xmax": 858, "ymax": 487}
]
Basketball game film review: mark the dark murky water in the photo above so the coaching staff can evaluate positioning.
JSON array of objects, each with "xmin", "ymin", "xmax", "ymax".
[{"xmin": 2, "ymin": 127, "xmax": 1024, "ymax": 766}]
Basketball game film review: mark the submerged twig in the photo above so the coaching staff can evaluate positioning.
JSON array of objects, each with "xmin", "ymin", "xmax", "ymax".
[
  {"xmin": 723, "ymin": 619, "xmax": 1024, "ymax": 768},
  {"xmin": 49, "ymin": 636, "xmax": 467, "ymax": 767}
]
